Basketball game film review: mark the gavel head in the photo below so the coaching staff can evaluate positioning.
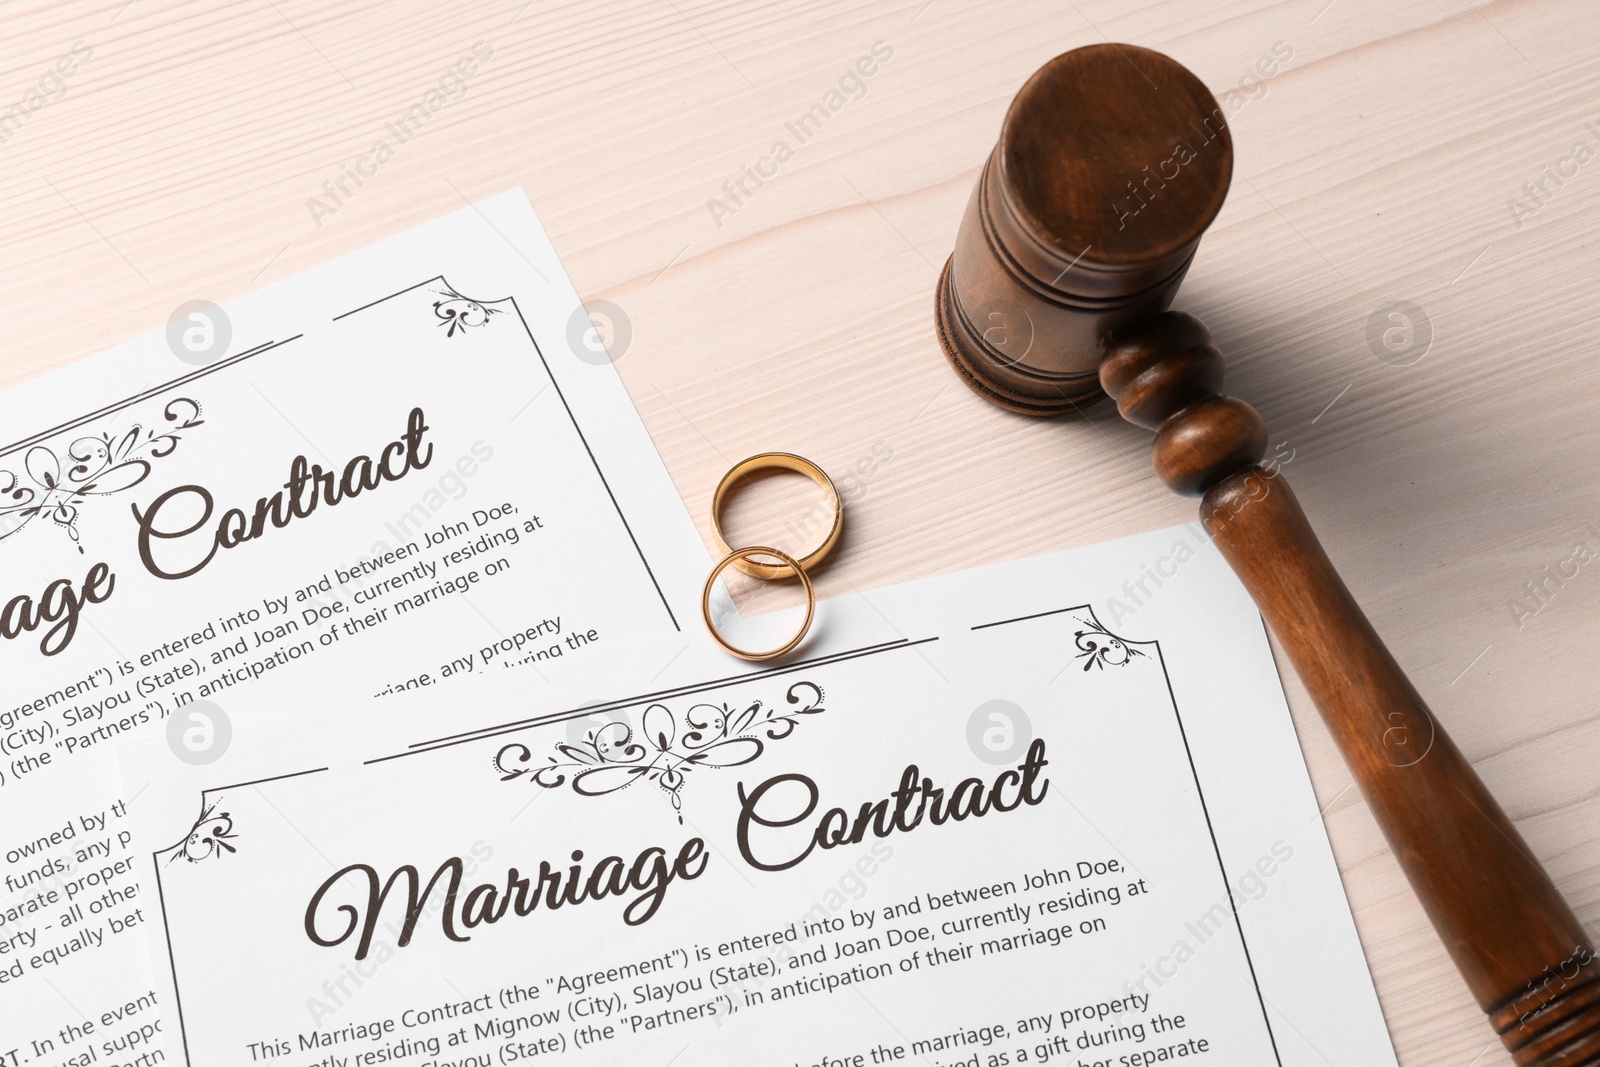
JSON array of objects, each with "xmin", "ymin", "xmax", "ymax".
[{"xmin": 935, "ymin": 44, "xmax": 1234, "ymax": 415}]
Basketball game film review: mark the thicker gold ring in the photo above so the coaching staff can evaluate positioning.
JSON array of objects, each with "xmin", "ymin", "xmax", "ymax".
[
  {"xmin": 701, "ymin": 546, "xmax": 816, "ymax": 661},
  {"xmin": 710, "ymin": 452, "xmax": 843, "ymax": 580}
]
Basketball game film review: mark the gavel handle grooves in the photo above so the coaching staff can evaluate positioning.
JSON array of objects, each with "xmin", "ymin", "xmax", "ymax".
[{"xmin": 1101, "ymin": 313, "xmax": 1600, "ymax": 1067}]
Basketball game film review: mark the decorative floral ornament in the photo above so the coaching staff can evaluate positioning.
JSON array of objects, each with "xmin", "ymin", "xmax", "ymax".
[
  {"xmin": 431, "ymin": 285, "xmax": 503, "ymax": 337},
  {"xmin": 495, "ymin": 681, "xmax": 826, "ymax": 822},
  {"xmin": 0, "ymin": 397, "xmax": 204, "ymax": 553},
  {"xmin": 1072, "ymin": 615, "xmax": 1147, "ymax": 670},
  {"xmin": 169, "ymin": 797, "xmax": 238, "ymax": 865}
]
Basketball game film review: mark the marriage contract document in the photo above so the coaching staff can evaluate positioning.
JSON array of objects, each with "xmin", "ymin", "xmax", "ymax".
[
  {"xmin": 0, "ymin": 190, "xmax": 706, "ymax": 1064},
  {"xmin": 120, "ymin": 525, "xmax": 1398, "ymax": 1067}
]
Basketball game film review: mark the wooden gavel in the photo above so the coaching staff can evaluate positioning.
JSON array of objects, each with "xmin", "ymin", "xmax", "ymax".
[{"xmin": 935, "ymin": 43, "xmax": 1598, "ymax": 1066}]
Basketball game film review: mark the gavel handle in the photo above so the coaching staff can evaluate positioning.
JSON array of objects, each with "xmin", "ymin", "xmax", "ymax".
[
  {"xmin": 1207, "ymin": 469, "xmax": 1599, "ymax": 1064},
  {"xmin": 1102, "ymin": 313, "xmax": 1600, "ymax": 1066}
]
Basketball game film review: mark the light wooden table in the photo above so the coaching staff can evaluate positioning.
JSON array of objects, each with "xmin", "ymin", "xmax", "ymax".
[{"xmin": 3, "ymin": 1, "xmax": 1595, "ymax": 1062}]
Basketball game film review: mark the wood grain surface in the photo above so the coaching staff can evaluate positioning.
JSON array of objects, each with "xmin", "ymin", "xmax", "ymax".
[{"xmin": 2, "ymin": 2, "xmax": 1596, "ymax": 1063}]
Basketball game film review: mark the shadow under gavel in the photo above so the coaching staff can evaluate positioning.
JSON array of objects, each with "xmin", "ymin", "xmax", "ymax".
[{"xmin": 935, "ymin": 43, "xmax": 1598, "ymax": 1067}]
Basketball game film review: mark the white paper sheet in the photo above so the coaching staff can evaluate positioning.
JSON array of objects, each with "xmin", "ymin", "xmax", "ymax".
[
  {"xmin": 118, "ymin": 525, "xmax": 1397, "ymax": 1067},
  {"xmin": 0, "ymin": 190, "xmax": 707, "ymax": 1061}
]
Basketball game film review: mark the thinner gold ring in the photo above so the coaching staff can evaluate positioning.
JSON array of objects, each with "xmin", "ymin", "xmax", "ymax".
[
  {"xmin": 701, "ymin": 545, "xmax": 816, "ymax": 661},
  {"xmin": 710, "ymin": 452, "xmax": 843, "ymax": 580}
]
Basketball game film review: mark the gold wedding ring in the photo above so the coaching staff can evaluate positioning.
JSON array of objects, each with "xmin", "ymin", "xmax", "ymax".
[
  {"xmin": 701, "ymin": 546, "xmax": 816, "ymax": 661},
  {"xmin": 710, "ymin": 452, "xmax": 843, "ymax": 580}
]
